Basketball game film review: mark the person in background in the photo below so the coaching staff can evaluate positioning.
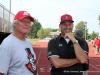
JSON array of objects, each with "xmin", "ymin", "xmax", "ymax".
[
  {"xmin": 76, "ymin": 29, "xmax": 89, "ymax": 75},
  {"xmin": 76, "ymin": 29, "xmax": 83, "ymax": 39},
  {"xmin": 91, "ymin": 39, "xmax": 94, "ymax": 44},
  {"xmin": 47, "ymin": 14, "xmax": 88, "ymax": 75},
  {"xmin": 92, "ymin": 39, "xmax": 95, "ymax": 53},
  {"xmin": 0, "ymin": 11, "xmax": 37, "ymax": 75},
  {"xmin": 86, "ymin": 39, "xmax": 88, "ymax": 44},
  {"xmin": 94, "ymin": 37, "xmax": 100, "ymax": 55}
]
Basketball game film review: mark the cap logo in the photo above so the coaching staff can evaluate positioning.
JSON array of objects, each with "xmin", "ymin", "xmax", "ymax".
[
  {"xmin": 23, "ymin": 12, "xmax": 29, "ymax": 15},
  {"xmin": 63, "ymin": 16, "xmax": 70, "ymax": 19}
]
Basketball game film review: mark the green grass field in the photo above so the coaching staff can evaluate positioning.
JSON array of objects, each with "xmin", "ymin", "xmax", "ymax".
[{"xmin": 29, "ymin": 39, "xmax": 39, "ymax": 45}]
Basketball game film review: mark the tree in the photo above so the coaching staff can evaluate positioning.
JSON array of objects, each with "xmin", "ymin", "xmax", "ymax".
[
  {"xmin": 51, "ymin": 28, "xmax": 61, "ymax": 32},
  {"xmin": 90, "ymin": 31, "xmax": 97, "ymax": 40},
  {"xmin": 37, "ymin": 28, "xmax": 45, "ymax": 39},
  {"xmin": 37, "ymin": 28, "xmax": 52, "ymax": 39},
  {"xmin": 27, "ymin": 18, "xmax": 42, "ymax": 38},
  {"xmin": 57, "ymin": 29, "xmax": 61, "ymax": 32},
  {"xmin": 44, "ymin": 28, "xmax": 52, "ymax": 36},
  {"xmin": 52, "ymin": 29, "xmax": 58, "ymax": 32},
  {"xmin": 73, "ymin": 21, "xmax": 88, "ymax": 40}
]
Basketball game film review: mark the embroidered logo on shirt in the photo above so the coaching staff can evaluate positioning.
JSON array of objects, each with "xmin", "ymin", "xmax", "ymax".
[
  {"xmin": 59, "ymin": 44, "xmax": 63, "ymax": 46},
  {"xmin": 25, "ymin": 48, "xmax": 37, "ymax": 75}
]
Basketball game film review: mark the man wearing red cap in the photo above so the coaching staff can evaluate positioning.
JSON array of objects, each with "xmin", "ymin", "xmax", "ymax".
[
  {"xmin": 47, "ymin": 14, "xmax": 88, "ymax": 75},
  {"xmin": 0, "ymin": 11, "xmax": 37, "ymax": 75}
]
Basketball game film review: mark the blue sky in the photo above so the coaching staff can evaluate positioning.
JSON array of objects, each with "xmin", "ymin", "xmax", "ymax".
[{"xmin": 0, "ymin": 0, "xmax": 100, "ymax": 33}]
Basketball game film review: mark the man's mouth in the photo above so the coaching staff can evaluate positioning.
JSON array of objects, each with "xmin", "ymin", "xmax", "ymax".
[
  {"xmin": 23, "ymin": 27, "xmax": 29, "ymax": 29},
  {"xmin": 66, "ymin": 30, "xmax": 70, "ymax": 32}
]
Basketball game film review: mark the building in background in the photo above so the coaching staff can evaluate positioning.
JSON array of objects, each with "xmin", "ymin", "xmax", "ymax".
[{"xmin": 0, "ymin": 3, "xmax": 14, "ymax": 44}]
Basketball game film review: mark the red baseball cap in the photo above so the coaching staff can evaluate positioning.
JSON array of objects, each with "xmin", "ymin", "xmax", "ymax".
[
  {"xmin": 60, "ymin": 14, "xmax": 74, "ymax": 23},
  {"xmin": 14, "ymin": 11, "xmax": 34, "ymax": 22}
]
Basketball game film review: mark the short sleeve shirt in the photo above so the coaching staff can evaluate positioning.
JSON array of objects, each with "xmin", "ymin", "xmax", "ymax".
[
  {"xmin": 0, "ymin": 34, "xmax": 37, "ymax": 75},
  {"xmin": 47, "ymin": 34, "xmax": 88, "ymax": 75}
]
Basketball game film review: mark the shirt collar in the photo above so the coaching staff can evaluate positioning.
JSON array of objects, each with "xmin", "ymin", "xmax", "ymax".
[{"xmin": 58, "ymin": 33, "xmax": 64, "ymax": 40}]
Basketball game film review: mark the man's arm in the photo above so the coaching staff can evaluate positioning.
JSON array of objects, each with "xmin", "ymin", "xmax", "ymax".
[
  {"xmin": 0, "ymin": 73, "xmax": 3, "ymax": 75},
  {"xmin": 73, "ymin": 43, "xmax": 88, "ymax": 64},
  {"xmin": 49, "ymin": 56, "xmax": 80, "ymax": 68},
  {"xmin": 65, "ymin": 33, "xmax": 88, "ymax": 64}
]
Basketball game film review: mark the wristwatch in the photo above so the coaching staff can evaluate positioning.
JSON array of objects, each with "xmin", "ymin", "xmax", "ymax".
[{"xmin": 73, "ymin": 40, "xmax": 78, "ymax": 44}]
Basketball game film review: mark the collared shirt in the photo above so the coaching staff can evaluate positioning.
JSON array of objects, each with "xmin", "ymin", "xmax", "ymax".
[{"xmin": 47, "ymin": 34, "xmax": 88, "ymax": 75}]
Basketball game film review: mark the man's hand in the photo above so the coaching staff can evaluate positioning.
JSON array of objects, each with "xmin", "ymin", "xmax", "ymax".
[{"xmin": 64, "ymin": 33, "xmax": 76, "ymax": 42}]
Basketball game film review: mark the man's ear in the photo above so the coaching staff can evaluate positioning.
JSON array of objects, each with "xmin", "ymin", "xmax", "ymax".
[
  {"xmin": 72, "ymin": 24, "xmax": 74, "ymax": 27},
  {"xmin": 59, "ymin": 24, "xmax": 61, "ymax": 29},
  {"xmin": 13, "ymin": 23, "xmax": 16, "ymax": 27},
  {"xmin": 13, "ymin": 23, "xmax": 17, "ymax": 27},
  {"xmin": 76, "ymin": 35, "xmax": 78, "ymax": 37}
]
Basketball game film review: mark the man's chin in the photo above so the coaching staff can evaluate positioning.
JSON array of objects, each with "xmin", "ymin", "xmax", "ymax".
[{"xmin": 22, "ymin": 32, "xmax": 29, "ymax": 35}]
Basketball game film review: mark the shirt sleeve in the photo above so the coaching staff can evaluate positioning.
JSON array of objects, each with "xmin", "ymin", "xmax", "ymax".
[
  {"xmin": 79, "ymin": 39, "xmax": 89, "ymax": 55},
  {"xmin": 0, "ymin": 45, "xmax": 11, "ymax": 74},
  {"xmin": 47, "ymin": 39, "xmax": 60, "ymax": 60}
]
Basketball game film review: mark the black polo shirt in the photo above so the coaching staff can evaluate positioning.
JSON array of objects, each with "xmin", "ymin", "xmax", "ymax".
[{"xmin": 47, "ymin": 34, "xmax": 88, "ymax": 75}]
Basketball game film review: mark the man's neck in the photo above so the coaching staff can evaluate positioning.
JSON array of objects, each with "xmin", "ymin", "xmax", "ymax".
[{"xmin": 12, "ymin": 31, "xmax": 26, "ymax": 41}]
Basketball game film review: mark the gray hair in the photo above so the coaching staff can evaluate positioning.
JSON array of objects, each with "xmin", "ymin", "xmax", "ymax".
[
  {"xmin": 13, "ymin": 20, "xmax": 18, "ymax": 24},
  {"xmin": 12, "ymin": 20, "xmax": 18, "ymax": 29}
]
